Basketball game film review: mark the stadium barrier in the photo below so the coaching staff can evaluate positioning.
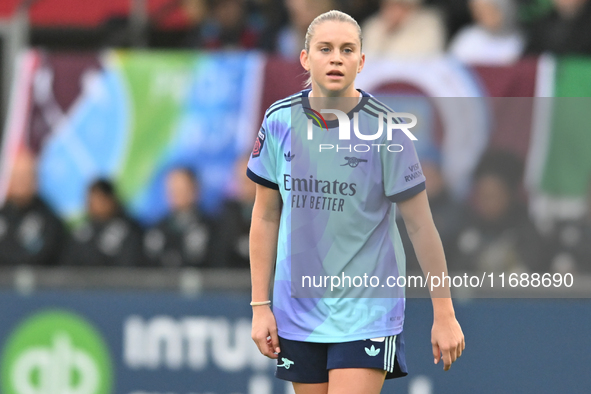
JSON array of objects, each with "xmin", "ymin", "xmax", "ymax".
[{"xmin": 0, "ymin": 268, "xmax": 590, "ymax": 394}]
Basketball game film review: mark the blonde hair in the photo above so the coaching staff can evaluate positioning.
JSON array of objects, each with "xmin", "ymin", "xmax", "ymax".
[{"xmin": 303, "ymin": 10, "xmax": 363, "ymax": 87}]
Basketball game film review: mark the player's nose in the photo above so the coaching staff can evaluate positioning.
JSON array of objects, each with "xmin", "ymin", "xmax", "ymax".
[{"xmin": 330, "ymin": 53, "xmax": 343, "ymax": 65}]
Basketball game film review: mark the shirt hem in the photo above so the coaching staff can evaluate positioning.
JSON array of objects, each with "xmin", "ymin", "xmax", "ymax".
[
  {"xmin": 247, "ymin": 168, "xmax": 279, "ymax": 190},
  {"xmin": 277, "ymin": 325, "xmax": 404, "ymax": 343}
]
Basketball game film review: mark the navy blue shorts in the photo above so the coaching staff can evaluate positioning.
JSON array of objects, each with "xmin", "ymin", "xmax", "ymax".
[{"xmin": 275, "ymin": 332, "xmax": 408, "ymax": 384}]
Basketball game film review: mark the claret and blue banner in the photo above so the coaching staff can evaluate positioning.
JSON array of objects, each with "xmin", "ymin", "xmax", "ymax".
[{"xmin": 2, "ymin": 52, "xmax": 591, "ymax": 226}]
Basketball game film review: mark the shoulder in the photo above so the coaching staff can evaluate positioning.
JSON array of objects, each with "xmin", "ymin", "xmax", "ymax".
[
  {"xmin": 264, "ymin": 90, "xmax": 307, "ymax": 121},
  {"xmin": 365, "ymin": 93, "xmax": 394, "ymax": 113},
  {"xmin": 359, "ymin": 93, "xmax": 396, "ymax": 120}
]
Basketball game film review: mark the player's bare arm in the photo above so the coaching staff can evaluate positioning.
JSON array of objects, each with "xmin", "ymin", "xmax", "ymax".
[
  {"xmin": 397, "ymin": 189, "xmax": 465, "ymax": 371},
  {"xmin": 250, "ymin": 183, "xmax": 282, "ymax": 359}
]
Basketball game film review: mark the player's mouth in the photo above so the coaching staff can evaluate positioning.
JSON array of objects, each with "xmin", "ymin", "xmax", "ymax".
[{"xmin": 326, "ymin": 70, "xmax": 345, "ymax": 80}]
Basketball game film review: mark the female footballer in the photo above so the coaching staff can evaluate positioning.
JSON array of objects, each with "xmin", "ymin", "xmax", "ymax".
[{"xmin": 247, "ymin": 10, "xmax": 464, "ymax": 394}]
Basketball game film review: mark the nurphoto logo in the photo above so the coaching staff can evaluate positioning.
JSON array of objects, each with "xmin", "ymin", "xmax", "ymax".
[{"xmin": 304, "ymin": 108, "xmax": 418, "ymax": 153}]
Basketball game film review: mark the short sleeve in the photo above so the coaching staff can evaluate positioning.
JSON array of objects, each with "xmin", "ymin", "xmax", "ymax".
[
  {"xmin": 247, "ymin": 116, "xmax": 279, "ymax": 190},
  {"xmin": 381, "ymin": 130, "xmax": 426, "ymax": 203}
]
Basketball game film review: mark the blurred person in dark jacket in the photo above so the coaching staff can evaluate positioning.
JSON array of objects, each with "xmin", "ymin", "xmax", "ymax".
[
  {"xmin": 424, "ymin": 0, "xmax": 472, "ymax": 40},
  {"xmin": 272, "ymin": 0, "xmax": 335, "ymax": 58},
  {"xmin": 0, "ymin": 151, "xmax": 65, "ymax": 266},
  {"xmin": 62, "ymin": 179, "xmax": 144, "ymax": 266},
  {"xmin": 215, "ymin": 156, "xmax": 255, "ymax": 268},
  {"xmin": 342, "ymin": 0, "xmax": 381, "ymax": 25},
  {"xmin": 200, "ymin": 0, "xmax": 260, "ymax": 49},
  {"xmin": 454, "ymin": 151, "xmax": 543, "ymax": 273},
  {"xmin": 397, "ymin": 149, "xmax": 462, "ymax": 271},
  {"xmin": 544, "ymin": 179, "xmax": 591, "ymax": 274},
  {"xmin": 144, "ymin": 168, "xmax": 214, "ymax": 267},
  {"xmin": 526, "ymin": 0, "xmax": 591, "ymax": 55},
  {"xmin": 179, "ymin": 0, "xmax": 209, "ymax": 48}
]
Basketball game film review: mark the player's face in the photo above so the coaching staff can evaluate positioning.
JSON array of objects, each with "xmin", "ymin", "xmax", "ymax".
[{"xmin": 301, "ymin": 21, "xmax": 365, "ymax": 97}]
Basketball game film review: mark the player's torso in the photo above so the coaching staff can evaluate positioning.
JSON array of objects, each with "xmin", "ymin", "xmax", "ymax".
[
  {"xmin": 273, "ymin": 105, "xmax": 394, "ymax": 231},
  {"xmin": 271, "ymin": 104, "xmax": 404, "ymax": 285}
]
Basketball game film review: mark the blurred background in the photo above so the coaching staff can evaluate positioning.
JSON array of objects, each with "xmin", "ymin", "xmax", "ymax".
[{"xmin": 0, "ymin": 0, "xmax": 591, "ymax": 393}]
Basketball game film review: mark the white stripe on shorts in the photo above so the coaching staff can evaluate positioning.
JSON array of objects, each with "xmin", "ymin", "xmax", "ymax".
[{"xmin": 383, "ymin": 336, "xmax": 397, "ymax": 373}]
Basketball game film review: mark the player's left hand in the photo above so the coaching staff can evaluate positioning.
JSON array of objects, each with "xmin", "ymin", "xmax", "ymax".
[{"xmin": 431, "ymin": 315, "xmax": 465, "ymax": 371}]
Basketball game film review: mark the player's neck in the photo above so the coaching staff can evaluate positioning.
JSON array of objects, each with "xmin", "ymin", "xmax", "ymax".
[{"xmin": 309, "ymin": 85, "xmax": 361, "ymax": 99}]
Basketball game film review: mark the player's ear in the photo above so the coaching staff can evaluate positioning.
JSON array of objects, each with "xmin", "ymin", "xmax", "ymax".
[
  {"xmin": 357, "ymin": 52, "xmax": 365, "ymax": 74},
  {"xmin": 300, "ymin": 49, "xmax": 310, "ymax": 72}
]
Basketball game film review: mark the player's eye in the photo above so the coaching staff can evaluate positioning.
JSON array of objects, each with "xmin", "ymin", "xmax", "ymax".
[
  {"xmin": 320, "ymin": 47, "xmax": 330, "ymax": 53},
  {"xmin": 343, "ymin": 48, "xmax": 353, "ymax": 53}
]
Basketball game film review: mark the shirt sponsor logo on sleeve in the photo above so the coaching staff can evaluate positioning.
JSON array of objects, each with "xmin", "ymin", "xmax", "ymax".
[
  {"xmin": 404, "ymin": 163, "xmax": 423, "ymax": 182},
  {"xmin": 251, "ymin": 127, "xmax": 266, "ymax": 158}
]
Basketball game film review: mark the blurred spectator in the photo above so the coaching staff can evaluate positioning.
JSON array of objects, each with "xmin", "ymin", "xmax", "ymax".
[
  {"xmin": 519, "ymin": 0, "xmax": 555, "ymax": 23},
  {"xmin": 200, "ymin": 0, "xmax": 260, "ymax": 49},
  {"xmin": 144, "ymin": 168, "xmax": 214, "ymax": 267},
  {"xmin": 544, "ymin": 179, "xmax": 591, "ymax": 274},
  {"xmin": 526, "ymin": 0, "xmax": 591, "ymax": 55},
  {"xmin": 453, "ymin": 151, "xmax": 544, "ymax": 273},
  {"xmin": 398, "ymin": 151, "xmax": 462, "ymax": 270},
  {"xmin": 255, "ymin": 0, "xmax": 289, "ymax": 53},
  {"xmin": 449, "ymin": 0, "xmax": 524, "ymax": 65},
  {"xmin": 0, "ymin": 151, "xmax": 65, "ymax": 266},
  {"xmin": 179, "ymin": 0, "xmax": 209, "ymax": 47},
  {"xmin": 424, "ymin": 0, "xmax": 472, "ymax": 41},
  {"xmin": 183, "ymin": 0, "xmax": 209, "ymax": 25},
  {"xmin": 272, "ymin": 0, "xmax": 335, "ymax": 58},
  {"xmin": 62, "ymin": 179, "xmax": 144, "ymax": 266},
  {"xmin": 361, "ymin": 0, "xmax": 446, "ymax": 59},
  {"xmin": 343, "ymin": 0, "xmax": 381, "ymax": 25},
  {"xmin": 215, "ymin": 156, "xmax": 255, "ymax": 268}
]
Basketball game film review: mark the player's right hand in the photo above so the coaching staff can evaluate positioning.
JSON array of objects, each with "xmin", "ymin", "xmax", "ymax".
[{"xmin": 251, "ymin": 306, "xmax": 280, "ymax": 359}]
